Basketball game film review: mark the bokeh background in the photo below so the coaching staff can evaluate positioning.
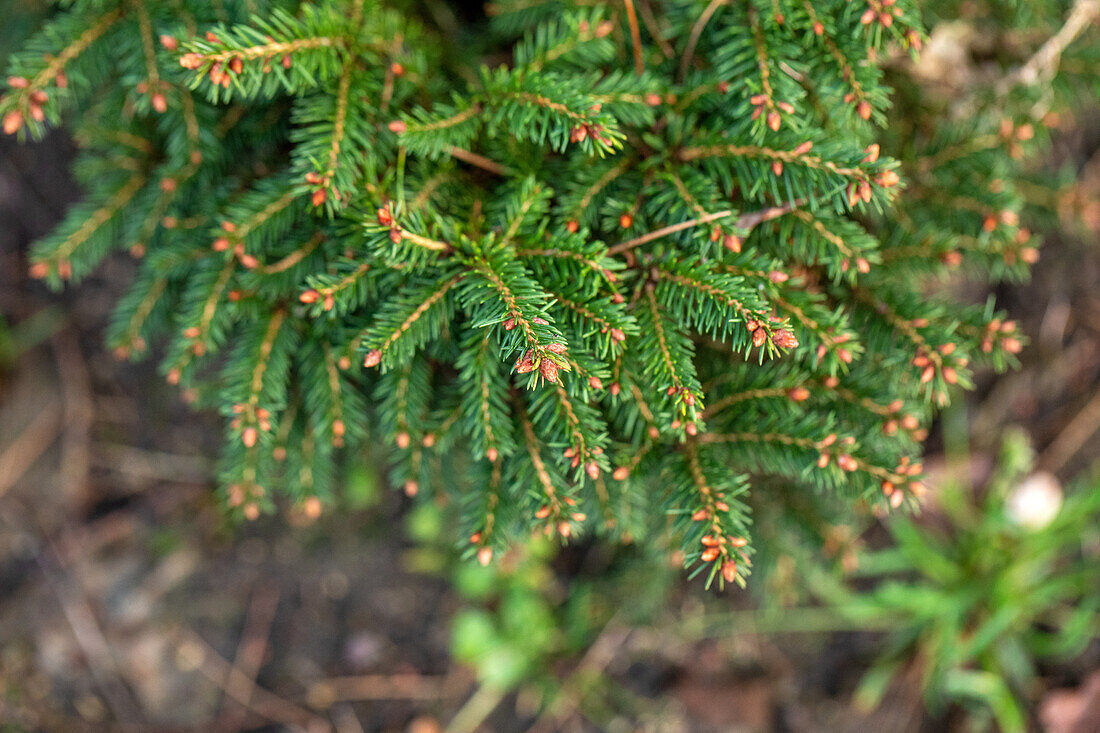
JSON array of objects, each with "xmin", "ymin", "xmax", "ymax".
[{"xmin": 3, "ymin": 3, "xmax": 1100, "ymax": 732}]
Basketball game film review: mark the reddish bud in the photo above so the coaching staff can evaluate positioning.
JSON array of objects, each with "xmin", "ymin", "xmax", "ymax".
[
  {"xmin": 179, "ymin": 53, "xmax": 204, "ymax": 69},
  {"xmin": 477, "ymin": 546, "xmax": 493, "ymax": 566},
  {"xmin": 722, "ymin": 560, "xmax": 737, "ymax": 583},
  {"xmin": 566, "ymin": 219, "xmax": 579, "ymax": 233},
  {"xmin": 619, "ymin": 213, "xmax": 633, "ymax": 229},
  {"xmin": 302, "ymin": 496, "xmax": 323, "ymax": 519},
  {"xmin": 387, "ymin": 119, "xmax": 407, "ymax": 133},
  {"xmin": 877, "ymin": 170, "xmax": 900, "ymax": 187},
  {"xmin": 515, "ymin": 354, "xmax": 537, "ymax": 374},
  {"xmin": 363, "ymin": 349, "xmax": 382, "ymax": 368},
  {"xmin": 300, "ymin": 289, "xmax": 320, "ymax": 303},
  {"xmin": 242, "ymin": 427, "xmax": 258, "ymax": 447},
  {"xmin": 788, "ymin": 386, "xmax": 810, "ymax": 401},
  {"xmin": 766, "ymin": 111, "xmax": 781, "ymax": 132},
  {"xmin": 539, "ymin": 359, "xmax": 559, "ymax": 383},
  {"xmin": 700, "ymin": 547, "xmax": 720, "ymax": 562},
  {"xmin": 589, "ymin": 376, "xmax": 603, "ymax": 390},
  {"xmin": 2, "ymin": 110, "xmax": 23, "ymax": 135}
]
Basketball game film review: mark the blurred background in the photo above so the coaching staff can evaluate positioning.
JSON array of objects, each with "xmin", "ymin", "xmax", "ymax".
[{"xmin": 3, "ymin": 4, "xmax": 1100, "ymax": 733}]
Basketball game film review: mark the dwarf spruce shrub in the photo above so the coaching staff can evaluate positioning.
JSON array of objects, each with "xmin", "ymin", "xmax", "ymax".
[{"xmin": 5, "ymin": 0, "xmax": 1089, "ymax": 587}]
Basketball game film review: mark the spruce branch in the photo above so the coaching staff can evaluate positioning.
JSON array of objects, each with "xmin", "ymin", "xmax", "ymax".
[{"xmin": 9, "ymin": 0, "xmax": 1069, "ymax": 585}]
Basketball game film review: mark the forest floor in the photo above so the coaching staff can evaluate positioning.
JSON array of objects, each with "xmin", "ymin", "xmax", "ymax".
[{"xmin": 2, "ymin": 119, "xmax": 1100, "ymax": 732}]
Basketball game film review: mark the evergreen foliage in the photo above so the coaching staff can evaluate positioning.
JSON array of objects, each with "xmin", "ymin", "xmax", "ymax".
[{"xmin": 5, "ymin": 0, "xmax": 1095, "ymax": 588}]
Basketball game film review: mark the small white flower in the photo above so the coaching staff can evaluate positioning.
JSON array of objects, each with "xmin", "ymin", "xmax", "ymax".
[{"xmin": 1006, "ymin": 471, "xmax": 1062, "ymax": 530}]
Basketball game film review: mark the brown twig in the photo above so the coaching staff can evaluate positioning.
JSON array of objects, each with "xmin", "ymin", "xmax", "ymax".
[
  {"xmin": 624, "ymin": 0, "xmax": 645, "ymax": 75},
  {"xmin": 306, "ymin": 673, "xmax": 448, "ymax": 705},
  {"xmin": 1039, "ymin": 384, "xmax": 1100, "ymax": 476},
  {"xmin": 217, "ymin": 585, "xmax": 281, "ymax": 731},
  {"xmin": 448, "ymin": 146, "xmax": 512, "ymax": 176},
  {"xmin": 180, "ymin": 628, "xmax": 329, "ymax": 730},
  {"xmin": 680, "ymin": 0, "xmax": 728, "ymax": 81},
  {"xmin": 34, "ymin": 529, "xmax": 144, "ymax": 728},
  {"xmin": 997, "ymin": 0, "xmax": 1100, "ymax": 94},
  {"xmin": 607, "ymin": 199, "xmax": 802, "ymax": 255},
  {"xmin": 525, "ymin": 619, "xmax": 631, "ymax": 733},
  {"xmin": 52, "ymin": 331, "xmax": 94, "ymax": 504},
  {"xmin": 0, "ymin": 402, "xmax": 62, "ymax": 499}
]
